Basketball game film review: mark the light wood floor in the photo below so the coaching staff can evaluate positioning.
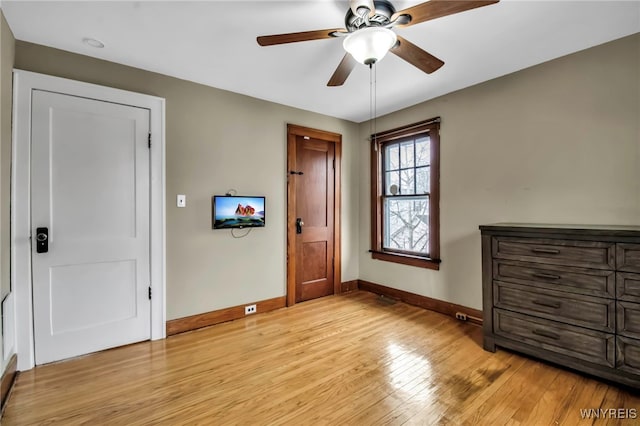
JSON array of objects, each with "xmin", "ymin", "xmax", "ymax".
[{"xmin": 4, "ymin": 291, "xmax": 640, "ymax": 425}]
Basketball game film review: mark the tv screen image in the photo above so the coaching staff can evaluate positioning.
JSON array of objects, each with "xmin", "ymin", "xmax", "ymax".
[{"xmin": 212, "ymin": 195, "xmax": 265, "ymax": 229}]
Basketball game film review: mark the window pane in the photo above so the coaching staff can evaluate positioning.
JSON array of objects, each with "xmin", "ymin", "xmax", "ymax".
[
  {"xmin": 383, "ymin": 197, "xmax": 430, "ymax": 255},
  {"xmin": 385, "ymin": 171, "xmax": 400, "ymax": 195},
  {"xmin": 400, "ymin": 169, "xmax": 415, "ymax": 195},
  {"xmin": 415, "ymin": 137, "xmax": 430, "ymax": 167},
  {"xmin": 400, "ymin": 141, "xmax": 414, "ymax": 169},
  {"xmin": 385, "ymin": 144, "xmax": 399, "ymax": 170},
  {"xmin": 416, "ymin": 166, "xmax": 430, "ymax": 194}
]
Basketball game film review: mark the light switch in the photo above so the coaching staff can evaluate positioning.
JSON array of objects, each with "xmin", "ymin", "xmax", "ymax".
[{"xmin": 177, "ymin": 194, "xmax": 186, "ymax": 208}]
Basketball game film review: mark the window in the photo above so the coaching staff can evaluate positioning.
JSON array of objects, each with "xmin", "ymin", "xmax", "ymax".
[{"xmin": 370, "ymin": 118, "xmax": 440, "ymax": 269}]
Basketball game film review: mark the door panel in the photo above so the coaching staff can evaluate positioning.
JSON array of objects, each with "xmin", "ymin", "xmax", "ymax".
[
  {"xmin": 294, "ymin": 136, "xmax": 335, "ymax": 302},
  {"xmin": 31, "ymin": 90, "xmax": 151, "ymax": 364},
  {"xmin": 300, "ymin": 145, "xmax": 329, "ymax": 227},
  {"xmin": 303, "ymin": 241, "xmax": 328, "ymax": 282},
  {"xmin": 50, "ymin": 108, "xmax": 138, "ymax": 239},
  {"xmin": 49, "ymin": 260, "xmax": 137, "ymax": 334}
]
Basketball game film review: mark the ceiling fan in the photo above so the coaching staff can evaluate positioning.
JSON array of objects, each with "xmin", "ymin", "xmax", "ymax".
[{"xmin": 257, "ymin": 0, "xmax": 500, "ymax": 87}]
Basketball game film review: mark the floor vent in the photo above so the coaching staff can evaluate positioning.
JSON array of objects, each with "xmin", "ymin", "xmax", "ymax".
[{"xmin": 377, "ymin": 295, "xmax": 397, "ymax": 305}]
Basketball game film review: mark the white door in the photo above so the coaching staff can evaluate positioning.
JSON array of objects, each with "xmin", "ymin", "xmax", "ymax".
[{"xmin": 31, "ymin": 89, "xmax": 151, "ymax": 365}]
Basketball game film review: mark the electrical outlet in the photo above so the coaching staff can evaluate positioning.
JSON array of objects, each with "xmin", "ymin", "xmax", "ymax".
[
  {"xmin": 455, "ymin": 312, "xmax": 468, "ymax": 321},
  {"xmin": 245, "ymin": 304, "xmax": 257, "ymax": 315}
]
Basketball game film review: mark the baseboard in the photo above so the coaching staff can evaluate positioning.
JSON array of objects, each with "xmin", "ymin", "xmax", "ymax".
[
  {"xmin": 341, "ymin": 280, "xmax": 359, "ymax": 293},
  {"xmin": 166, "ymin": 296, "xmax": 287, "ymax": 336},
  {"xmin": 1, "ymin": 354, "xmax": 18, "ymax": 417},
  {"xmin": 358, "ymin": 280, "xmax": 483, "ymax": 326},
  {"xmin": 165, "ymin": 280, "xmax": 479, "ymax": 335}
]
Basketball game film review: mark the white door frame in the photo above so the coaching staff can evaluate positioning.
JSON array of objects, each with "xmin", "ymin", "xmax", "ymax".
[{"xmin": 12, "ymin": 70, "xmax": 167, "ymax": 371}]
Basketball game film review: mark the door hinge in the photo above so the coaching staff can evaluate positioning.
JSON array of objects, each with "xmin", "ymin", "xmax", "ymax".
[
  {"xmin": 148, "ymin": 133, "xmax": 151, "ymax": 149},
  {"xmin": 332, "ymin": 159, "xmax": 335, "ymax": 169},
  {"xmin": 148, "ymin": 286, "xmax": 152, "ymax": 300}
]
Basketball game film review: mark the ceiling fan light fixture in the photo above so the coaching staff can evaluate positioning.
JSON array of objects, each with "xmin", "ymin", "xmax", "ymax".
[{"xmin": 343, "ymin": 27, "xmax": 397, "ymax": 65}]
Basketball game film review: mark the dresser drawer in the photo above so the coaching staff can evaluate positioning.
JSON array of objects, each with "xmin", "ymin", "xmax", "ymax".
[
  {"xmin": 494, "ymin": 260, "xmax": 615, "ymax": 298},
  {"xmin": 617, "ymin": 301, "xmax": 640, "ymax": 339},
  {"xmin": 617, "ymin": 244, "xmax": 640, "ymax": 273},
  {"xmin": 494, "ymin": 282, "xmax": 614, "ymax": 332},
  {"xmin": 493, "ymin": 309, "xmax": 615, "ymax": 368},
  {"xmin": 492, "ymin": 237, "xmax": 615, "ymax": 270},
  {"xmin": 616, "ymin": 272, "xmax": 640, "ymax": 302},
  {"xmin": 616, "ymin": 336, "xmax": 640, "ymax": 376}
]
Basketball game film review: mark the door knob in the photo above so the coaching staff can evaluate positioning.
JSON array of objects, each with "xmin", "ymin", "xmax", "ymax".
[
  {"xmin": 296, "ymin": 218, "xmax": 304, "ymax": 234},
  {"xmin": 36, "ymin": 227, "xmax": 49, "ymax": 253}
]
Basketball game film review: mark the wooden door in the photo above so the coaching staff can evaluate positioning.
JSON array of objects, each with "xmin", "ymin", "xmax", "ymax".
[
  {"xmin": 287, "ymin": 125, "xmax": 341, "ymax": 305},
  {"xmin": 31, "ymin": 90, "xmax": 151, "ymax": 364}
]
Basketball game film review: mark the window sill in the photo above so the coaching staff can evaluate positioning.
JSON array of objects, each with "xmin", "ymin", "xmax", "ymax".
[{"xmin": 370, "ymin": 250, "xmax": 440, "ymax": 270}]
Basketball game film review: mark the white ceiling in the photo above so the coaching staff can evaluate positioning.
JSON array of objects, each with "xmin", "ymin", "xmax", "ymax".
[{"xmin": 2, "ymin": 1, "xmax": 639, "ymax": 123}]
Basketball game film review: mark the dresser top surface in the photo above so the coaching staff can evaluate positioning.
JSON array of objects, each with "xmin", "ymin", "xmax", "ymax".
[{"xmin": 479, "ymin": 223, "xmax": 640, "ymax": 237}]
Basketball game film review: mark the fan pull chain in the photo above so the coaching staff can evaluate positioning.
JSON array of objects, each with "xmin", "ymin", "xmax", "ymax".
[
  {"xmin": 374, "ymin": 62, "xmax": 378, "ymax": 140},
  {"xmin": 369, "ymin": 63, "xmax": 373, "ymax": 141},
  {"xmin": 369, "ymin": 63, "xmax": 378, "ymax": 146}
]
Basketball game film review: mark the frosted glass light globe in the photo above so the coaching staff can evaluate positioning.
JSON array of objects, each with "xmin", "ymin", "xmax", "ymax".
[{"xmin": 343, "ymin": 27, "xmax": 397, "ymax": 65}]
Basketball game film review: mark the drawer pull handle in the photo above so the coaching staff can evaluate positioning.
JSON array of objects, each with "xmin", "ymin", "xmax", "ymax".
[
  {"xmin": 532, "ymin": 329, "xmax": 560, "ymax": 340},
  {"xmin": 532, "ymin": 273, "xmax": 561, "ymax": 280},
  {"xmin": 531, "ymin": 248, "xmax": 560, "ymax": 255},
  {"xmin": 532, "ymin": 299, "xmax": 561, "ymax": 309}
]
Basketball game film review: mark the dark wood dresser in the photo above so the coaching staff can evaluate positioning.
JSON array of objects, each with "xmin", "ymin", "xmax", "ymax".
[{"xmin": 480, "ymin": 223, "xmax": 640, "ymax": 388}]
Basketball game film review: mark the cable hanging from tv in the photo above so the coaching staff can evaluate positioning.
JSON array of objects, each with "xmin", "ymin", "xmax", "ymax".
[{"xmin": 231, "ymin": 228, "xmax": 252, "ymax": 239}]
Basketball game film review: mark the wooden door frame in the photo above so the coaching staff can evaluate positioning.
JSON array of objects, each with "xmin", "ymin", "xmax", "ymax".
[
  {"xmin": 286, "ymin": 124, "xmax": 341, "ymax": 307},
  {"xmin": 11, "ymin": 70, "xmax": 166, "ymax": 371}
]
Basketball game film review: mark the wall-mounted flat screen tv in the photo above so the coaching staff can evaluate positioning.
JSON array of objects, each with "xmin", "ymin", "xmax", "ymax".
[{"xmin": 212, "ymin": 195, "xmax": 266, "ymax": 229}]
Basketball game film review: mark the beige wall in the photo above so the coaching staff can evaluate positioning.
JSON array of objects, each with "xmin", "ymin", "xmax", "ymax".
[
  {"xmin": 0, "ymin": 9, "xmax": 15, "ymax": 374},
  {"xmin": 14, "ymin": 41, "xmax": 360, "ymax": 320},
  {"xmin": 358, "ymin": 34, "xmax": 640, "ymax": 310}
]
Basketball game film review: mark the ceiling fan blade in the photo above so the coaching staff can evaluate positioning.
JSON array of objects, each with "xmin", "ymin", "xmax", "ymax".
[
  {"xmin": 391, "ymin": 35, "xmax": 444, "ymax": 74},
  {"xmin": 257, "ymin": 28, "xmax": 345, "ymax": 46},
  {"xmin": 391, "ymin": 0, "xmax": 499, "ymax": 28},
  {"xmin": 327, "ymin": 53, "xmax": 357, "ymax": 87}
]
